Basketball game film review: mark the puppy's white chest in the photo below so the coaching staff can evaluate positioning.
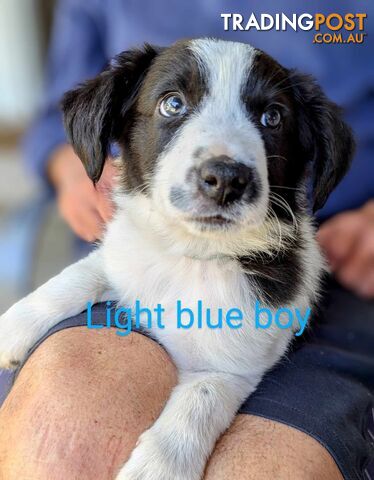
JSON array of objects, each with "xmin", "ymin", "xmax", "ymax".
[
  {"xmin": 102, "ymin": 221, "xmax": 259, "ymax": 369},
  {"xmin": 102, "ymin": 215, "xmax": 296, "ymax": 375}
]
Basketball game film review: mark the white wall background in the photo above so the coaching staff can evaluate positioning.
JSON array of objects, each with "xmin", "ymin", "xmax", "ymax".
[{"xmin": 0, "ymin": 0, "xmax": 44, "ymax": 127}]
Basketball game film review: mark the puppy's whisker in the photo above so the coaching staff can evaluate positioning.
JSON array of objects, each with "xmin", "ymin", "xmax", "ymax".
[
  {"xmin": 266, "ymin": 207, "xmax": 283, "ymax": 259},
  {"xmin": 269, "ymin": 185, "xmax": 299, "ymax": 191},
  {"xmin": 269, "ymin": 192, "xmax": 299, "ymax": 233},
  {"xmin": 129, "ymin": 180, "xmax": 152, "ymax": 196},
  {"xmin": 266, "ymin": 155, "xmax": 288, "ymax": 162}
]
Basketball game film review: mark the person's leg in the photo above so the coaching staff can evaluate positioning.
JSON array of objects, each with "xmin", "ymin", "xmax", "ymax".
[
  {"xmin": 204, "ymin": 414, "xmax": 343, "ymax": 480},
  {"xmin": 0, "ymin": 328, "xmax": 346, "ymax": 480},
  {"xmin": 0, "ymin": 328, "xmax": 177, "ymax": 480},
  {"xmin": 216, "ymin": 279, "xmax": 374, "ymax": 480}
]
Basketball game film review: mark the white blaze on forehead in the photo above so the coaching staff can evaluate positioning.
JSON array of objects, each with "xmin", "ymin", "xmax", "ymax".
[
  {"xmin": 189, "ymin": 39, "xmax": 256, "ymax": 114},
  {"xmin": 153, "ymin": 39, "xmax": 269, "ymax": 229},
  {"xmin": 184, "ymin": 39, "xmax": 266, "ymax": 172}
]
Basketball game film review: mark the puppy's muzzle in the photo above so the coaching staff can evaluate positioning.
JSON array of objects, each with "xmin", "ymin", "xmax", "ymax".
[{"xmin": 197, "ymin": 156, "xmax": 256, "ymax": 207}]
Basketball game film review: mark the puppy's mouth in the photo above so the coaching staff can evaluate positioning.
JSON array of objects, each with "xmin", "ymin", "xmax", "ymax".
[{"xmin": 189, "ymin": 215, "xmax": 234, "ymax": 228}]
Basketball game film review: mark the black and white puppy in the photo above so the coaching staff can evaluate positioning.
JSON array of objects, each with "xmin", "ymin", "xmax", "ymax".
[{"xmin": 0, "ymin": 39, "xmax": 354, "ymax": 479}]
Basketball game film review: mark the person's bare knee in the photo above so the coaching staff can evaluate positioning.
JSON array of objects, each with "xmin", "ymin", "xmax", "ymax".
[
  {"xmin": 0, "ymin": 328, "xmax": 177, "ymax": 480},
  {"xmin": 205, "ymin": 414, "xmax": 343, "ymax": 480}
]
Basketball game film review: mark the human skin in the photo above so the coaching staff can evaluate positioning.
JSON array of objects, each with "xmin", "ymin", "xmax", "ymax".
[
  {"xmin": 0, "ymin": 329, "xmax": 343, "ymax": 480},
  {"xmin": 318, "ymin": 199, "xmax": 374, "ymax": 299},
  {"xmin": 48, "ymin": 145, "xmax": 116, "ymax": 243}
]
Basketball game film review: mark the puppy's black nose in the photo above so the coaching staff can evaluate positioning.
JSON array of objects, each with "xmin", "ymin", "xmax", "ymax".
[{"xmin": 197, "ymin": 156, "xmax": 253, "ymax": 206}]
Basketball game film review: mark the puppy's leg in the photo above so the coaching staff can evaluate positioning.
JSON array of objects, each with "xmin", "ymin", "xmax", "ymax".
[
  {"xmin": 117, "ymin": 370, "xmax": 255, "ymax": 480},
  {"xmin": 0, "ymin": 249, "xmax": 109, "ymax": 369}
]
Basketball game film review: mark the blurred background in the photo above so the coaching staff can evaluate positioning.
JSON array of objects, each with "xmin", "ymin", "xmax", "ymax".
[
  {"xmin": 0, "ymin": 0, "xmax": 73, "ymax": 310},
  {"xmin": 0, "ymin": 0, "xmax": 73, "ymax": 401}
]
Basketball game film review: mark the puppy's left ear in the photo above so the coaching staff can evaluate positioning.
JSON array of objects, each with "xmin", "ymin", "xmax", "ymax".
[
  {"xmin": 290, "ymin": 72, "xmax": 355, "ymax": 212},
  {"xmin": 61, "ymin": 44, "xmax": 162, "ymax": 183}
]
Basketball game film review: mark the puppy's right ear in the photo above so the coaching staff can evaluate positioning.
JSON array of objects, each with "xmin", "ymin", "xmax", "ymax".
[
  {"xmin": 289, "ymin": 72, "xmax": 355, "ymax": 212},
  {"xmin": 61, "ymin": 45, "xmax": 161, "ymax": 183}
]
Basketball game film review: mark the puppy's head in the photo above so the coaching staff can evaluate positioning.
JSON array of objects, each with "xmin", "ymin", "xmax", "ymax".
[{"xmin": 62, "ymin": 39, "xmax": 354, "ymax": 248}]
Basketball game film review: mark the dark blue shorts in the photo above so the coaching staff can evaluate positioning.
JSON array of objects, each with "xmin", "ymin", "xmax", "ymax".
[{"xmin": 6, "ymin": 278, "xmax": 374, "ymax": 479}]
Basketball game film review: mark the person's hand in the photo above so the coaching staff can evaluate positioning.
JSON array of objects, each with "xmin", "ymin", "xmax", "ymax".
[
  {"xmin": 317, "ymin": 200, "xmax": 374, "ymax": 299},
  {"xmin": 48, "ymin": 144, "xmax": 117, "ymax": 242}
]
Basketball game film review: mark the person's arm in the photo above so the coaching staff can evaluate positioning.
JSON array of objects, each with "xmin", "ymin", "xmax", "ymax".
[
  {"xmin": 48, "ymin": 145, "xmax": 116, "ymax": 242},
  {"xmin": 22, "ymin": 0, "xmax": 115, "ymax": 241}
]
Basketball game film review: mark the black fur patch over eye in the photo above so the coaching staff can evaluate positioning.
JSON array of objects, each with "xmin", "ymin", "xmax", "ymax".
[
  {"xmin": 245, "ymin": 50, "xmax": 354, "ymax": 218},
  {"xmin": 62, "ymin": 41, "xmax": 207, "ymax": 194}
]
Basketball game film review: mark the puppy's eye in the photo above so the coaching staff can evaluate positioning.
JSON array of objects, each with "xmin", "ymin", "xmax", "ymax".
[
  {"xmin": 159, "ymin": 93, "xmax": 187, "ymax": 117},
  {"xmin": 260, "ymin": 107, "xmax": 282, "ymax": 128}
]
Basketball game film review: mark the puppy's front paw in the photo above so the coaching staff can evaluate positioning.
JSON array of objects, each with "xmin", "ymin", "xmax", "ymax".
[
  {"xmin": 0, "ymin": 313, "xmax": 31, "ymax": 369},
  {"xmin": 116, "ymin": 430, "xmax": 200, "ymax": 480}
]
